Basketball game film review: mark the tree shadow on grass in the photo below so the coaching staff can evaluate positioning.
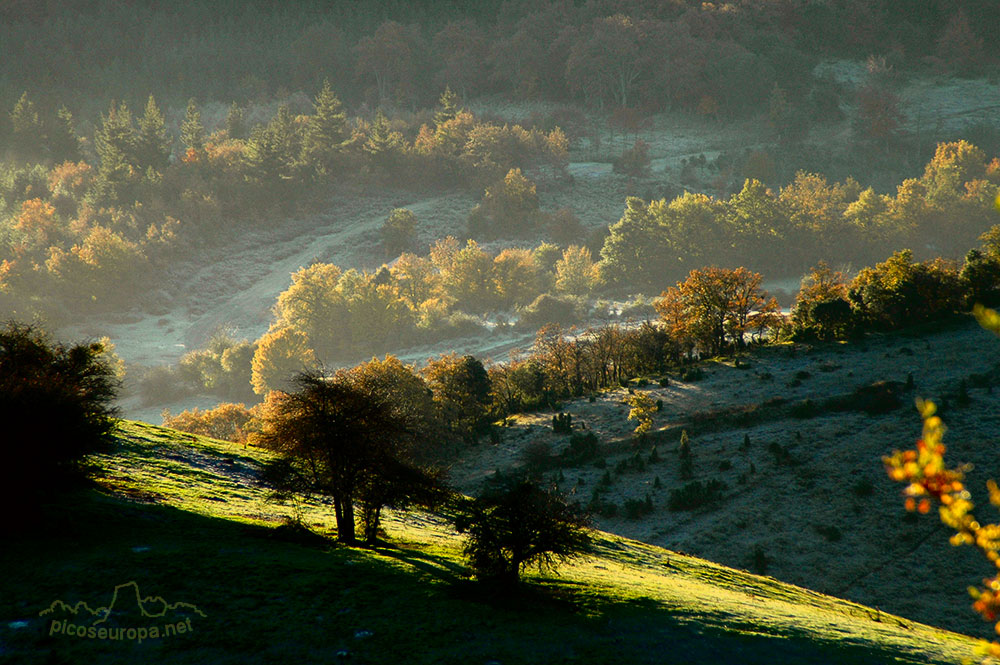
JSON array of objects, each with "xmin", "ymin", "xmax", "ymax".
[{"xmin": 2, "ymin": 489, "xmax": 972, "ymax": 665}]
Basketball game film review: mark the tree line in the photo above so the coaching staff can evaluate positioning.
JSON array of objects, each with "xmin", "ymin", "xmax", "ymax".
[
  {"xmin": 1, "ymin": 0, "xmax": 994, "ymax": 113},
  {"xmin": 0, "ymin": 87, "xmax": 565, "ymax": 321}
]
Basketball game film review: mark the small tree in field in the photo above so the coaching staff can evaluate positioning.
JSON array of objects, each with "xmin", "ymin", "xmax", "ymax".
[
  {"xmin": 0, "ymin": 322, "xmax": 119, "ymax": 510},
  {"xmin": 624, "ymin": 391, "xmax": 656, "ymax": 435},
  {"xmin": 452, "ymin": 473, "xmax": 590, "ymax": 585},
  {"xmin": 380, "ymin": 208, "xmax": 417, "ymax": 258},
  {"xmin": 255, "ymin": 369, "xmax": 442, "ymax": 545}
]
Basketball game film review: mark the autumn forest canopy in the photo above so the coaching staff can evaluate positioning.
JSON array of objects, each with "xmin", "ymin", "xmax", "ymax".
[{"xmin": 1, "ymin": 0, "xmax": 1000, "ymax": 407}]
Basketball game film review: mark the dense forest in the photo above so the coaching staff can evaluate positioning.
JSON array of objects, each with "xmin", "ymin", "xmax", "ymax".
[{"xmin": 1, "ymin": 0, "xmax": 997, "ymax": 112}]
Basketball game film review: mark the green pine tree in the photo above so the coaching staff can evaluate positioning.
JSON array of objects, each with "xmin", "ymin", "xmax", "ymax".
[
  {"xmin": 268, "ymin": 104, "xmax": 300, "ymax": 178},
  {"xmin": 48, "ymin": 106, "xmax": 80, "ymax": 162},
  {"xmin": 301, "ymin": 79, "xmax": 347, "ymax": 175},
  {"xmin": 180, "ymin": 98, "xmax": 205, "ymax": 153},
  {"xmin": 225, "ymin": 102, "xmax": 247, "ymax": 140},
  {"xmin": 364, "ymin": 109, "xmax": 406, "ymax": 173},
  {"xmin": 91, "ymin": 101, "xmax": 137, "ymax": 202},
  {"xmin": 135, "ymin": 95, "xmax": 171, "ymax": 171},
  {"xmin": 10, "ymin": 91, "xmax": 43, "ymax": 161},
  {"xmin": 244, "ymin": 124, "xmax": 283, "ymax": 185},
  {"xmin": 433, "ymin": 86, "xmax": 461, "ymax": 128}
]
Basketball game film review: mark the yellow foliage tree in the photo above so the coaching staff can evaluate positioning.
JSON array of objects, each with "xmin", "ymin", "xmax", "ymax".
[{"xmin": 251, "ymin": 327, "xmax": 316, "ymax": 395}]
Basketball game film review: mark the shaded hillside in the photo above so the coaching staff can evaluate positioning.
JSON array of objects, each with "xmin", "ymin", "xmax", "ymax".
[{"xmin": 0, "ymin": 421, "xmax": 984, "ymax": 663}]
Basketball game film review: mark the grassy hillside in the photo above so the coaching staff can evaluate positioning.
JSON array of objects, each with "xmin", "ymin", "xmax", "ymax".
[{"xmin": 0, "ymin": 421, "xmax": 985, "ymax": 664}]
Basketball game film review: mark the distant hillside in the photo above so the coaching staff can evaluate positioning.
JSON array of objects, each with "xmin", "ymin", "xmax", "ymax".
[{"xmin": 0, "ymin": 420, "xmax": 984, "ymax": 663}]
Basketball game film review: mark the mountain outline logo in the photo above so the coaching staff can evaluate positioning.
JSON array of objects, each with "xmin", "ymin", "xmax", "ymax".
[{"xmin": 40, "ymin": 581, "xmax": 206, "ymax": 625}]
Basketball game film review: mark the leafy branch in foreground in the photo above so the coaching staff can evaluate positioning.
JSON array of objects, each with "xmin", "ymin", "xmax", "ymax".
[{"xmin": 884, "ymin": 306, "xmax": 1000, "ymax": 658}]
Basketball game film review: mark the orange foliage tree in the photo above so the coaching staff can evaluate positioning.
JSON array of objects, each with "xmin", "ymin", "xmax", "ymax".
[{"xmin": 654, "ymin": 266, "xmax": 780, "ymax": 356}]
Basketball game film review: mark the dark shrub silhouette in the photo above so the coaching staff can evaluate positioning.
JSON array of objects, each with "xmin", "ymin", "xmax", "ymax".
[
  {"xmin": 0, "ymin": 322, "xmax": 119, "ymax": 509},
  {"xmin": 452, "ymin": 473, "xmax": 590, "ymax": 584}
]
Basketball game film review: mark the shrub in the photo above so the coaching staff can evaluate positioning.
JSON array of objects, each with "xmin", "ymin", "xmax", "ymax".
[
  {"xmin": 452, "ymin": 473, "xmax": 590, "ymax": 584},
  {"xmin": 563, "ymin": 431, "xmax": 599, "ymax": 463},
  {"xmin": 828, "ymin": 380, "xmax": 903, "ymax": 415},
  {"xmin": 518, "ymin": 293, "xmax": 582, "ymax": 329},
  {"xmin": 162, "ymin": 403, "xmax": 254, "ymax": 443},
  {"xmin": 752, "ymin": 545, "xmax": 769, "ymax": 574},
  {"xmin": 681, "ymin": 367, "xmax": 705, "ymax": 382},
  {"xmin": 520, "ymin": 440, "xmax": 555, "ymax": 473},
  {"xmin": 769, "ymin": 442, "xmax": 796, "ymax": 465},
  {"xmin": 790, "ymin": 399, "xmax": 820, "ymax": 419},
  {"xmin": 613, "ymin": 139, "xmax": 651, "ymax": 177},
  {"xmin": 552, "ymin": 412, "xmax": 573, "ymax": 434},
  {"xmin": 624, "ymin": 493, "xmax": 654, "ymax": 520},
  {"xmin": 668, "ymin": 480, "xmax": 727, "ymax": 511},
  {"xmin": 380, "ymin": 208, "xmax": 417, "ymax": 258},
  {"xmin": 0, "ymin": 322, "xmax": 119, "ymax": 510},
  {"xmin": 814, "ymin": 524, "xmax": 842, "ymax": 542}
]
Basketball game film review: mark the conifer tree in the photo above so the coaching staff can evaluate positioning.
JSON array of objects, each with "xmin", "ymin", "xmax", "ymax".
[
  {"xmin": 135, "ymin": 94, "xmax": 171, "ymax": 171},
  {"xmin": 433, "ymin": 86, "xmax": 461, "ymax": 128},
  {"xmin": 180, "ymin": 98, "xmax": 205, "ymax": 153},
  {"xmin": 9, "ymin": 92, "xmax": 43, "ymax": 161},
  {"xmin": 269, "ymin": 104, "xmax": 300, "ymax": 178},
  {"xmin": 301, "ymin": 79, "xmax": 347, "ymax": 175},
  {"xmin": 244, "ymin": 124, "xmax": 284, "ymax": 185},
  {"xmin": 48, "ymin": 106, "xmax": 79, "ymax": 162},
  {"xmin": 364, "ymin": 108, "xmax": 406, "ymax": 172},
  {"xmin": 224, "ymin": 102, "xmax": 247, "ymax": 140},
  {"xmin": 92, "ymin": 101, "xmax": 137, "ymax": 202}
]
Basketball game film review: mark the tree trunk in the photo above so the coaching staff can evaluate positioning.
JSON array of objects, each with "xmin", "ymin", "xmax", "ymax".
[{"xmin": 334, "ymin": 495, "xmax": 356, "ymax": 544}]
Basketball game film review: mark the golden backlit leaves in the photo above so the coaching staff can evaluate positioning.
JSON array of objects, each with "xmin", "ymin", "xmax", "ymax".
[{"xmin": 885, "ymin": 308, "xmax": 1000, "ymax": 656}]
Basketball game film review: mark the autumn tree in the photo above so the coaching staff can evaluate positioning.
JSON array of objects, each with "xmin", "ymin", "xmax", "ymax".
[
  {"xmin": 431, "ymin": 238, "xmax": 497, "ymax": 313},
  {"xmin": 380, "ymin": 207, "xmax": 417, "ymax": 258},
  {"xmin": 355, "ymin": 20, "xmax": 426, "ymax": 107},
  {"xmin": 936, "ymin": 10, "xmax": 985, "ymax": 77},
  {"xmin": 493, "ymin": 247, "xmax": 541, "ymax": 310},
  {"xmin": 431, "ymin": 21, "xmax": 488, "ymax": 99},
  {"xmin": 347, "ymin": 355, "xmax": 443, "ymax": 539},
  {"xmin": 422, "ymin": 352, "xmax": 492, "ymax": 442},
  {"xmin": 849, "ymin": 250, "xmax": 965, "ymax": 330},
  {"xmin": 855, "ymin": 62, "xmax": 903, "ymax": 144},
  {"xmin": 256, "ymin": 369, "xmax": 443, "ymax": 545},
  {"xmin": 566, "ymin": 15, "xmax": 644, "ymax": 109},
  {"xmin": 600, "ymin": 194, "xmax": 726, "ymax": 292},
  {"xmin": 162, "ymin": 403, "xmax": 253, "ymax": 443},
  {"xmin": 725, "ymin": 179, "xmax": 788, "ymax": 268},
  {"xmin": 790, "ymin": 262, "xmax": 853, "ymax": 340},
  {"xmin": 468, "ymin": 168, "xmax": 540, "ymax": 238},
  {"xmin": 624, "ymin": 391, "xmax": 656, "ymax": 435},
  {"xmin": 250, "ymin": 327, "xmax": 317, "ymax": 395},
  {"xmin": 554, "ymin": 245, "xmax": 598, "ymax": 296},
  {"xmin": 655, "ymin": 267, "xmax": 780, "ymax": 356}
]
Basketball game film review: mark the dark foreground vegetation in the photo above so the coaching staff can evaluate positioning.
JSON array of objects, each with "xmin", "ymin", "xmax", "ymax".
[{"xmin": 0, "ymin": 418, "xmax": 981, "ymax": 664}]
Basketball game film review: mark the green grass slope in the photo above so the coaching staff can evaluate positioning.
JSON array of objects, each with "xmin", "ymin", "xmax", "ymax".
[{"xmin": 0, "ymin": 421, "xmax": 986, "ymax": 664}]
